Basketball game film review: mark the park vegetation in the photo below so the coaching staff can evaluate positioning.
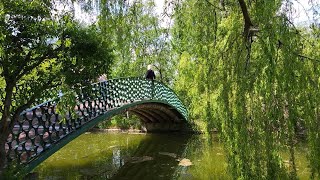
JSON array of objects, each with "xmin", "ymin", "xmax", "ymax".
[
  {"xmin": 0, "ymin": 0, "xmax": 113, "ymax": 176},
  {"xmin": 1, "ymin": 0, "xmax": 320, "ymax": 179}
]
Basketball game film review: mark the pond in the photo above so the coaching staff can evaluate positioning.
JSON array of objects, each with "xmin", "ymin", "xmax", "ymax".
[{"xmin": 33, "ymin": 132, "xmax": 310, "ymax": 179}]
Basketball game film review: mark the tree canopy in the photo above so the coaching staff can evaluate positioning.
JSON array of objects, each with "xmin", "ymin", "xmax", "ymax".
[
  {"xmin": 0, "ymin": 0, "xmax": 113, "ymax": 175},
  {"xmin": 171, "ymin": 0, "xmax": 320, "ymax": 179}
]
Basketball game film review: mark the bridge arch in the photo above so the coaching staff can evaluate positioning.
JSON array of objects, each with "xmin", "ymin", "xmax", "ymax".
[{"xmin": 5, "ymin": 77, "xmax": 189, "ymax": 172}]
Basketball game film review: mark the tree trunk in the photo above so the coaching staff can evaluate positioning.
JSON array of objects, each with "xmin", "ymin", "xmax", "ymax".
[
  {"xmin": 0, "ymin": 83, "xmax": 14, "ymax": 176},
  {"xmin": 0, "ymin": 134, "xmax": 9, "ymax": 176}
]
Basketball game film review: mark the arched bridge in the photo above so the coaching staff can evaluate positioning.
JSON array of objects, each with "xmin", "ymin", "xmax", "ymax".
[{"xmin": 5, "ymin": 77, "xmax": 189, "ymax": 172}]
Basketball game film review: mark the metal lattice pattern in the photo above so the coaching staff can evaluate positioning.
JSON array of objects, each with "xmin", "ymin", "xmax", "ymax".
[{"xmin": 5, "ymin": 77, "xmax": 188, "ymax": 166}]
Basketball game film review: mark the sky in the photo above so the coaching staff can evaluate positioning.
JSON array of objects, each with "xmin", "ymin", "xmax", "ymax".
[
  {"xmin": 142, "ymin": 0, "xmax": 318, "ymax": 26},
  {"xmin": 290, "ymin": 0, "xmax": 318, "ymax": 26},
  {"xmin": 64, "ymin": 0, "xmax": 317, "ymax": 26}
]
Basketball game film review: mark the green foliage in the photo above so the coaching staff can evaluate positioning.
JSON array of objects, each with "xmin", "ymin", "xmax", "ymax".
[
  {"xmin": 171, "ymin": 0, "xmax": 320, "ymax": 179},
  {"xmin": 96, "ymin": 0, "xmax": 175, "ymax": 83},
  {"xmin": 172, "ymin": 0, "xmax": 223, "ymax": 132},
  {"xmin": 97, "ymin": 114, "xmax": 142, "ymax": 130},
  {"xmin": 0, "ymin": 0, "xmax": 113, "ymax": 174},
  {"xmin": 1, "ymin": 162, "xmax": 25, "ymax": 180},
  {"xmin": 61, "ymin": 24, "xmax": 113, "ymax": 86},
  {"xmin": 302, "ymin": 24, "xmax": 320, "ymax": 179},
  {"xmin": 0, "ymin": 0, "xmax": 113, "ymax": 108}
]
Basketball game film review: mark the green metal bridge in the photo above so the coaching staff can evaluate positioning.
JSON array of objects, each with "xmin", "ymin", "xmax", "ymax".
[{"xmin": 5, "ymin": 77, "xmax": 188, "ymax": 172}]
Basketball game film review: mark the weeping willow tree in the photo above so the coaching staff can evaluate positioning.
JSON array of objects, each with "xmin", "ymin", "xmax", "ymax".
[
  {"xmin": 95, "ymin": 0, "xmax": 176, "ymax": 82},
  {"xmin": 172, "ymin": 0, "xmax": 320, "ymax": 179},
  {"xmin": 66, "ymin": 0, "xmax": 175, "ymax": 81}
]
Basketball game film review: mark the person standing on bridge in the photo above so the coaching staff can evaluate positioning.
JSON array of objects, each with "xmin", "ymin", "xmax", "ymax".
[
  {"xmin": 145, "ymin": 64, "xmax": 156, "ymax": 80},
  {"xmin": 145, "ymin": 64, "xmax": 156, "ymax": 99}
]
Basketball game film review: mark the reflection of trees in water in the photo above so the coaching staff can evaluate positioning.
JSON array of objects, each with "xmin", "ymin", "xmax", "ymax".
[
  {"xmin": 110, "ymin": 134, "xmax": 193, "ymax": 180},
  {"xmin": 86, "ymin": 137, "xmax": 144, "ymax": 179},
  {"xmin": 35, "ymin": 134, "xmax": 194, "ymax": 179},
  {"xmin": 112, "ymin": 148, "xmax": 122, "ymax": 169},
  {"xmin": 171, "ymin": 134, "xmax": 206, "ymax": 179},
  {"xmin": 174, "ymin": 134, "xmax": 229, "ymax": 180}
]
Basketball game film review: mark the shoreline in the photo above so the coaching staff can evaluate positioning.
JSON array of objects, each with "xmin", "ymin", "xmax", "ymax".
[
  {"xmin": 88, "ymin": 127, "xmax": 205, "ymax": 134},
  {"xmin": 88, "ymin": 127, "xmax": 147, "ymax": 134}
]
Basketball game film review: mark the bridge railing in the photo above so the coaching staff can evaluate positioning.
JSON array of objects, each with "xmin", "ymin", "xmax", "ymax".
[{"xmin": 5, "ymin": 77, "xmax": 188, "ymax": 166}]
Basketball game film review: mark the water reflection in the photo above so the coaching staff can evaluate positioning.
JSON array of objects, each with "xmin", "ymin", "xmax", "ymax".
[
  {"xmin": 34, "ymin": 133, "xmax": 197, "ymax": 179},
  {"xmin": 33, "ymin": 131, "xmax": 312, "ymax": 179},
  {"xmin": 109, "ymin": 133, "xmax": 193, "ymax": 180}
]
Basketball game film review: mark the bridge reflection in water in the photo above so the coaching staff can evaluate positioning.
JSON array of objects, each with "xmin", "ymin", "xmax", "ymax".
[
  {"xmin": 34, "ymin": 133, "xmax": 196, "ymax": 179},
  {"xmin": 5, "ymin": 77, "xmax": 189, "ymax": 173}
]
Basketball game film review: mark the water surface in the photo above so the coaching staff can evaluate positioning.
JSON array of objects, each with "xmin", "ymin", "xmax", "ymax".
[{"xmin": 34, "ymin": 132, "xmax": 309, "ymax": 179}]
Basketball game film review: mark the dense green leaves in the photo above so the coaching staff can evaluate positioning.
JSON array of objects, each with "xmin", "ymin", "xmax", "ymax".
[
  {"xmin": 0, "ymin": 0, "xmax": 113, "ymax": 107},
  {"xmin": 171, "ymin": 0, "xmax": 320, "ymax": 179},
  {"xmin": 0, "ymin": 0, "xmax": 113, "ymax": 174},
  {"xmin": 97, "ymin": 0, "xmax": 175, "ymax": 82}
]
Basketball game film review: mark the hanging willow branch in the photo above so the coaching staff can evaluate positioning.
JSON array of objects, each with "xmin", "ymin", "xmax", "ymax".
[
  {"xmin": 204, "ymin": 0, "xmax": 223, "ymax": 11},
  {"xmin": 278, "ymin": 40, "xmax": 320, "ymax": 63}
]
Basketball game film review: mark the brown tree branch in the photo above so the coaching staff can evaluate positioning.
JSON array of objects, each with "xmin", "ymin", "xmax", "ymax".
[
  {"xmin": 295, "ymin": 53, "xmax": 320, "ymax": 63},
  {"xmin": 237, "ymin": 0, "xmax": 258, "ymax": 74},
  {"xmin": 238, "ymin": 0, "xmax": 253, "ymax": 27},
  {"xmin": 238, "ymin": 0, "xmax": 256, "ymax": 39}
]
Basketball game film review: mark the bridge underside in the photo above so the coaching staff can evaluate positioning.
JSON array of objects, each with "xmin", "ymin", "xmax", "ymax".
[{"xmin": 127, "ymin": 103, "xmax": 190, "ymax": 132}]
